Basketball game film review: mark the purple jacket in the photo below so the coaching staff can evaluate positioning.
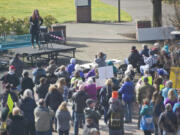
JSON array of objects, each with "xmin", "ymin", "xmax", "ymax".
[
  {"xmin": 164, "ymin": 98, "xmax": 177, "ymax": 108},
  {"xmin": 84, "ymin": 84, "xmax": 97, "ymax": 100},
  {"xmin": 86, "ymin": 69, "xmax": 95, "ymax": 79}
]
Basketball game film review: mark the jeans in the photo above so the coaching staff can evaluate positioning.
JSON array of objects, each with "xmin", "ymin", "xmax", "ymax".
[
  {"xmin": 36, "ymin": 131, "xmax": 50, "ymax": 135},
  {"xmin": 138, "ymin": 105, "xmax": 142, "ymax": 129},
  {"xmin": 58, "ymin": 130, "xmax": 69, "ymax": 135},
  {"xmin": 109, "ymin": 128, "xmax": 123, "ymax": 135},
  {"xmin": 144, "ymin": 130, "xmax": 152, "ymax": 135},
  {"xmin": 124, "ymin": 102, "xmax": 132, "ymax": 123},
  {"xmin": 104, "ymin": 105, "xmax": 109, "ymax": 122},
  {"xmin": 74, "ymin": 112, "xmax": 84, "ymax": 135}
]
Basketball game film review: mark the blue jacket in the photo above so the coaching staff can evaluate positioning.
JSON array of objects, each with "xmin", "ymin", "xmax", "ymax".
[
  {"xmin": 32, "ymin": 68, "xmax": 46, "ymax": 84},
  {"xmin": 173, "ymin": 102, "xmax": 180, "ymax": 112},
  {"xmin": 67, "ymin": 63, "xmax": 75, "ymax": 75},
  {"xmin": 118, "ymin": 81, "xmax": 134, "ymax": 103},
  {"xmin": 19, "ymin": 97, "xmax": 37, "ymax": 122}
]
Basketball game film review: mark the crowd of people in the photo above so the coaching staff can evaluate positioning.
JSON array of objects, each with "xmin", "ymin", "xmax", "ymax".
[{"xmin": 0, "ymin": 40, "xmax": 180, "ymax": 135}]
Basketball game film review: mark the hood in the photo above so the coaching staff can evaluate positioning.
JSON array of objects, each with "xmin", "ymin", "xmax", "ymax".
[
  {"xmin": 10, "ymin": 115, "xmax": 24, "ymax": 121},
  {"xmin": 107, "ymin": 61, "xmax": 114, "ymax": 66},
  {"xmin": 109, "ymin": 98, "xmax": 121, "ymax": 112}
]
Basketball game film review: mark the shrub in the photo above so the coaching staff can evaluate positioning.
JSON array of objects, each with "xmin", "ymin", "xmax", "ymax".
[
  {"xmin": 43, "ymin": 15, "xmax": 58, "ymax": 29},
  {"xmin": 0, "ymin": 17, "xmax": 11, "ymax": 36}
]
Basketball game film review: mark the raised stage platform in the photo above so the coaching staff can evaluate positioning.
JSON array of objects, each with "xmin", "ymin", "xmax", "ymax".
[{"xmin": 11, "ymin": 44, "xmax": 76, "ymax": 65}]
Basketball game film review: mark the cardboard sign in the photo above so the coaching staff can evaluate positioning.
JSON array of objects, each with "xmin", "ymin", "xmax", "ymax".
[
  {"xmin": 98, "ymin": 66, "xmax": 114, "ymax": 79},
  {"xmin": 170, "ymin": 67, "xmax": 180, "ymax": 89}
]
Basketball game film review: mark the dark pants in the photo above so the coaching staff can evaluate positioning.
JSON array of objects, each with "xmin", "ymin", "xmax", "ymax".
[
  {"xmin": 124, "ymin": 102, "xmax": 132, "ymax": 123},
  {"xmin": 25, "ymin": 120, "xmax": 36, "ymax": 135},
  {"xmin": 36, "ymin": 131, "xmax": 50, "ymax": 135},
  {"xmin": 31, "ymin": 32, "xmax": 39, "ymax": 46},
  {"xmin": 58, "ymin": 130, "xmax": 69, "ymax": 135},
  {"xmin": 144, "ymin": 130, "xmax": 151, "ymax": 135},
  {"xmin": 74, "ymin": 112, "xmax": 84, "ymax": 135},
  {"xmin": 109, "ymin": 129, "xmax": 123, "ymax": 135}
]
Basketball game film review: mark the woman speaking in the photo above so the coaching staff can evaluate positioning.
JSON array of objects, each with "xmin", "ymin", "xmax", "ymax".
[{"xmin": 30, "ymin": 9, "xmax": 43, "ymax": 49}]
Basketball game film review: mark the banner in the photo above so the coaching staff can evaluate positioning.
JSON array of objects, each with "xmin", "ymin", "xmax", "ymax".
[
  {"xmin": 7, "ymin": 94, "xmax": 14, "ymax": 114},
  {"xmin": 170, "ymin": 67, "xmax": 180, "ymax": 89}
]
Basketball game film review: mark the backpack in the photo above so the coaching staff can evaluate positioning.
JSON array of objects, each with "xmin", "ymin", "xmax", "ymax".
[
  {"xmin": 109, "ymin": 111, "xmax": 122, "ymax": 129},
  {"xmin": 100, "ymin": 87, "xmax": 111, "ymax": 106}
]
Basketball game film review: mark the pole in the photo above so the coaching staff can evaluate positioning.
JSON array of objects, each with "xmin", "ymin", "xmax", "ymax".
[{"xmin": 118, "ymin": 0, "xmax": 120, "ymax": 22}]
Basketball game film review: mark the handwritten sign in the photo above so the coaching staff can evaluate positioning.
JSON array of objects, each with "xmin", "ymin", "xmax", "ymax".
[
  {"xmin": 170, "ymin": 67, "xmax": 180, "ymax": 89},
  {"xmin": 98, "ymin": 66, "xmax": 114, "ymax": 79}
]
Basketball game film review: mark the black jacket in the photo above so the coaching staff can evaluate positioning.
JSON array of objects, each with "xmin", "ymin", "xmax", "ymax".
[
  {"xmin": 7, "ymin": 115, "xmax": 26, "ymax": 135},
  {"xmin": 1, "ymin": 73, "xmax": 19, "ymax": 89},
  {"xmin": 29, "ymin": 16, "xmax": 43, "ymax": 34},
  {"xmin": 20, "ymin": 77, "xmax": 34, "ymax": 95},
  {"xmin": 45, "ymin": 90, "xmax": 63, "ymax": 111},
  {"xmin": 19, "ymin": 97, "xmax": 37, "ymax": 122},
  {"xmin": 128, "ymin": 50, "xmax": 140, "ymax": 68},
  {"xmin": 36, "ymin": 83, "xmax": 49, "ymax": 99},
  {"xmin": 72, "ymin": 91, "xmax": 88, "ymax": 113}
]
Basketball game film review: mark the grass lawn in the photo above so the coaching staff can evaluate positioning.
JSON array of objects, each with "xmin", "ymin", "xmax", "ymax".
[{"xmin": 0, "ymin": 0, "xmax": 132, "ymax": 22}]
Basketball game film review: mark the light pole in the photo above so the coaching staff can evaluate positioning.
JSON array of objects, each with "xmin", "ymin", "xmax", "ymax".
[{"xmin": 118, "ymin": 0, "xmax": 120, "ymax": 22}]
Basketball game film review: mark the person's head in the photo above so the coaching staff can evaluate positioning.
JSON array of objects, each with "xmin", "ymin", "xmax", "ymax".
[
  {"xmin": 75, "ymin": 64, "xmax": 82, "ymax": 71},
  {"xmin": 131, "ymin": 46, "xmax": 136, "ymax": 51},
  {"xmin": 9, "ymin": 65, "xmax": 16, "ymax": 72},
  {"xmin": 165, "ymin": 80, "xmax": 173, "ymax": 88},
  {"xmin": 154, "ymin": 77, "xmax": 163, "ymax": 86},
  {"xmin": 40, "ymin": 77, "xmax": 47, "ymax": 84},
  {"xmin": 36, "ymin": 62, "xmax": 42, "ymax": 68},
  {"xmin": 86, "ymin": 99, "xmax": 96, "ymax": 108},
  {"xmin": 105, "ymin": 79, "xmax": 113, "ymax": 86},
  {"xmin": 23, "ymin": 89, "xmax": 33, "ymax": 99},
  {"xmin": 143, "ymin": 77, "xmax": 149, "ymax": 84},
  {"xmin": 5, "ymin": 83, "xmax": 11, "ymax": 91},
  {"xmin": 49, "ymin": 60, "xmax": 55, "ymax": 65},
  {"xmin": 144, "ymin": 69, "xmax": 149, "ymax": 75},
  {"xmin": 86, "ymin": 117, "xmax": 94, "ymax": 125},
  {"xmin": 165, "ymin": 103, "xmax": 172, "ymax": 112},
  {"xmin": 70, "ymin": 58, "xmax": 76, "ymax": 64},
  {"xmin": 38, "ymin": 98, "xmax": 45, "ymax": 107},
  {"xmin": 59, "ymin": 65, "xmax": 66, "ymax": 71},
  {"xmin": 97, "ymin": 52, "xmax": 104, "ymax": 58},
  {"xmin": 57, "ymin": 78, "xmax": 66, "ymax": 88},
  {"xmin": 152, "ymin": 91, "xmax": 163, "ymax": 103},
  {"xmin": 87, "ymin": 77, "xmax": 94, "ymax": 85},
  {"xmin": 48, "ymin": 84, "xmax": 57, "ymax": 92},
  {"xmin": 12, "ymin": 107, "xmax": 20, "ymax": 116},
  {"xmin": 142, "ymin": 44, "xmax": 148, "ymax": 49},
  {"xmin": 32, "ymin": 9, "xmax": 40, "ymax": 20},
  {"xmin": 89, "ymin": 128, "xmax": 100, "ymax": 135},
  {"xmin": 74, "ymin": 71, "xmax": 80, "ymax": 78},
  {"xmin": 77, "ymin": 80, "xmax": 83, "ymax": 87},
  {"xmin": 143, "ymin": 98, "xmax": 149, "ymax": 105},
  {"xmin": 154, "ymin": 42, "xmax": 160, "ymax": 48},
  {"xmin": 112, "ymin": 91, "xmax": 118, "ymax": 99},
  {"xmin": 59, "ymin": 101, "xmax": 68, "ymax": 111},
  {"xmin": 23, "ymin": 71, "xmax": 29, "ymax": 78},
  {"xmin": 79, "ymin": 84, "xmax": 85, "ymax": 91},
  {"xmin": 168, "ymin": 89, "xmax": 177, "ymax": 102},
  {"xmin": 124, "ymin": 76, "xmax": 130, "ymax": 82},
  {"xmin": 15, "ymin": 53, "xmax": 20, "ymax": 59}
]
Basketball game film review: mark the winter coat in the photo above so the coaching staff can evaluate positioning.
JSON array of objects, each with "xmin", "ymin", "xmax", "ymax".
[
  {"xmin": 136, "ymin": 83, "xmax": 155, "ymax": 105},
  {"xmin": 0, "ymin": 72, "xmax": 20, "ymax": 89},
  {"xmin": 159, "ymin": 110, "xmax": 178, "ymax": 134},
  {"xmin": 95, "ymin": 54, "xmax": 107, "ymax": 67},
  {"xmin": 34, "ymin": 106, "xmax": 54, "ymax": 132},
  {"xmin": 128, "ymin": 50, "xmax": 140, "ymax": 68},
  {"xmin": 45, "ymin": 90, "xmax": 63, "ymax": 112},
  {"xmin": 105, "ymin": 98, "xmax": 124, "ymax": 130},
  {"xmin": 151, "ymin": 101, "xmax": 165, "ymax": 122},
  {"xmin": 84, "ymin": 83, "xmax": 97, "ymax": 100},
  {"xmin": 9, "ymin": 57, "xmax": 24, "ymax": 78},
  {"xmin": 82, "ymin": 123, "xmax": 98, "ymax": 135},
  {"xmin": 140, "ymin": 48, "xmax": 149, "ymax": 57},
  {"xmin": 118, "ymin": 81, "xmax": 134, "ymax": 103},
  {"xmin": 32, "ymin": 68, "xmax": 46, "ymax": 85},
  {"xmin": 54, "ymin": 70, "xmax": 70, "ymax": 83},
  {"xmin": 55, "ymin": 109, "xmax": 71, "ymax": 131},
  {"xmin": 72, "ymin": 90, "xmax": 88, "ymax": 113},
  {"xmin": 107, "ymin": 61, "xmax": 118, "ymax": 75},
  {"xmin": 140, "ymin": 105, "xmax": 154, "ymax": 131},
  {"xmin": 19, "ymin": 97, "xmax": 37, "ymax": 122},
  {"xmin": 7, "ymin": 115, "xmax": 26, "ymax": 135},
  {"xmin": 29, "ymin": 16, "xmax": 43, "ymax": 34},
  {"xmin": 164, "ymin": 98, "xmax": 177, "ymax": 108},
  {"xmin": 21, "ymin": 77, "xmax": 34, "ymax": 94},
  {"xmin": 86, "ymin": 69, "xmax": 95, "ymax": 79},
  {"xmin": 1, "ymin": 90, "xmax": 18, "ymax": 107},
  {"xmin": 99, "ymin": 85, "xmax": 112, "ymax": 107},
  {"xmin": 62, "ymin": 86, "xmax": 69, "ymax": 101},
  {"xmin": 67, "ymin": 63, "xmax": 75, "ymax": 75},
  {"xmin": 36, "ymin": 83, "xmax": 49, "ymax": 99},
  {"xmin": 46, "ymin": 64, "xmax": 56, "ymax": 76}
]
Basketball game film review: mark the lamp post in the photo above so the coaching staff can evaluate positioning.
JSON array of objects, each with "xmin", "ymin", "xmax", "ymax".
[{"xmin": 118, "ymin": 0, "xmax": 120, "ymax": 22}]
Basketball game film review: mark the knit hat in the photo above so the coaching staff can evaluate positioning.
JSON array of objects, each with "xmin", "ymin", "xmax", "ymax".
[
  {"xmin": 70, "ymin": 58, "xmax": 76, "ymax": 64},
  {"xmin": 112, "ymin": 91, "xmax": 118, "ymax": 99},
  {"xmin": 9, "ymin": 65, "xmax": 16, "ymax": 70},
  {"xmin": 86, "ymin": 99, "xmax": 95, "ymax": 106}
]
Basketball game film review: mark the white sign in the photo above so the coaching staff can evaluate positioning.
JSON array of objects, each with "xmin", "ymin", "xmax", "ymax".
[
  {"xmin": 75, "ymin": 0, "xmax": 89, "ymax": 6},
  {"xmin": 136, "ymin": 27, "xmax": 174, "ymax": 41},
  {"xmin": 96, "ymin": 79, "xmax": 106, "ymax": 87},
  {"xmin": 98, "ymin": 66, "xmax": 114, "ymax": 79}
]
